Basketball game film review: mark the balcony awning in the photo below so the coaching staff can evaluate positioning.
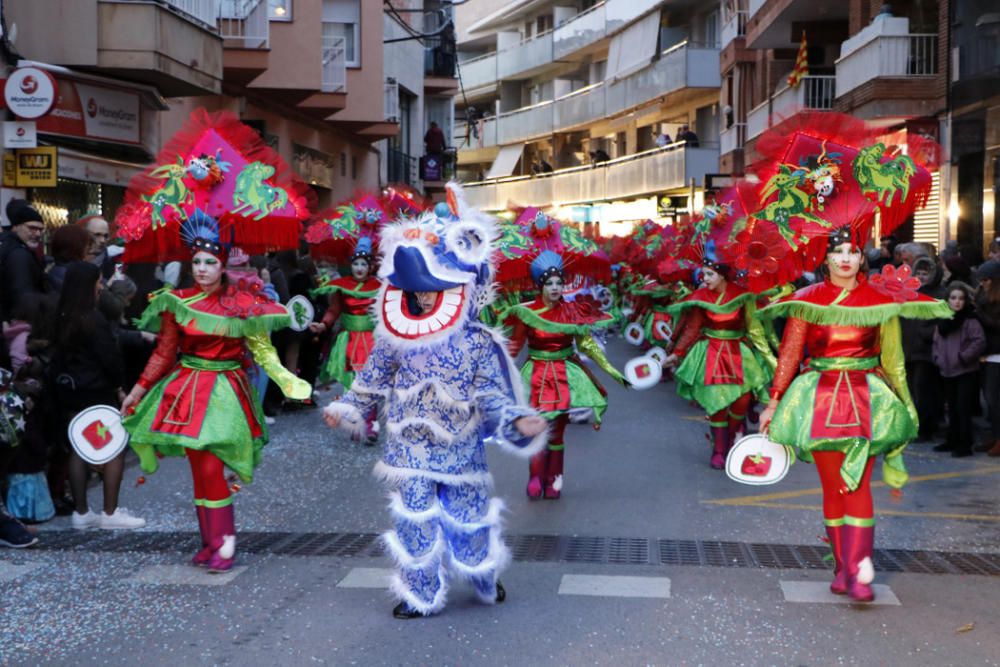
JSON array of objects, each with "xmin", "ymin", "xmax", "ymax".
[
  {"xmin": 607, "ymin": 10, "xmax": 661, "ymax": 80},
  {"xmin": 486, "ymin": 144, "xmax": 523, "ymax": 179}
]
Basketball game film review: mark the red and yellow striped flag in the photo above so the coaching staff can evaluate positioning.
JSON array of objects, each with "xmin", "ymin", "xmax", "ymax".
[{"xmin": 787, "ymin": 31, "xmax": 808, "ymax": 88}]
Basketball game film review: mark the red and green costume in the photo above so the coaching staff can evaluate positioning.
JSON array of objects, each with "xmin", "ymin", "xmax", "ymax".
[
  {"xmin": 313, "ymin": 276, "xmax": 380, "ymax": 389},
  {"xmin": 758, "ymin": 276, "xmax": 949, "ymax": 599},
  {"xmin": 505, "ymin": 297, "xmax": 625, "ymax": 498}
]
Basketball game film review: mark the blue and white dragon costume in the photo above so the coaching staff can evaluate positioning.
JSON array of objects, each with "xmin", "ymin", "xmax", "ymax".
[{"xmin": 323, "ymin": 183, "xmax": 546, "ymax": 616}]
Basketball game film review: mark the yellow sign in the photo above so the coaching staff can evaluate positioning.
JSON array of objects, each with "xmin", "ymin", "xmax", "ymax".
[
  {"xmin": 2, "ymin": 152, "xmax": 15, "ymax": 186},
  {"xmin": 13, "ymin": 146, "xmax": 57, "ymax": 187}
]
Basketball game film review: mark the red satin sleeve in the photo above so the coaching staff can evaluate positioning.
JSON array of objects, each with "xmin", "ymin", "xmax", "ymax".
[
  {"xmin": 506, "ymin": 315, "xmax": 528, "ymax": 358},
  {"xmin": 770, "ymin": 317, "xmax": 808, "ymax": 401},
  {"xmin": 672, "ymin": 307, "xmax": 705, "ymax": 358},
  {"xmin": 137, "ymin": 313, "xmax": 180, "ymax": 390},
  {"xmin": 321, "ymin": 293, "xmax": 342, "ymax": 329}
]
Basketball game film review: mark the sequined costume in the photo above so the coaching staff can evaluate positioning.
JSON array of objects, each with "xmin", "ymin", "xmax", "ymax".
[
  {"xmin": 758, "ymin": 274, "xmax": 949, "ymax": 600},
  {"xmin": 314, "ymin": 276, "xmax": 380, "ymax": 389},
  {"xmin": 323, "ymin": 187, "xmax": 545, "ymax": 617}
]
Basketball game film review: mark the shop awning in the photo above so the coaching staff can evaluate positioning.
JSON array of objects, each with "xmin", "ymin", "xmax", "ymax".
[
  {"xmin": 607, "ymin": 10, "xmax": 661, "ymax": 80},
  {"xmin": 486, "ymin": 144, "xmax": 523, "ymax": 179}
]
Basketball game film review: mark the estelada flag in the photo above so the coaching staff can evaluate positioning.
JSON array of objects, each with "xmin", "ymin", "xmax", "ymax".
[{"xmin": 787, "ymin": 31, "xmax": 809, "ymax": 88}]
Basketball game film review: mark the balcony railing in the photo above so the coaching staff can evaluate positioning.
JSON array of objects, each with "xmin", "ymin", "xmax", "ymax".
[
  {"xmin": 605, "ymin": 0, "xmax": 662, "ymax": 34},
  {"xmin": 498, "ymin": 29, "xmax": 554, "ymax": 79},
  {"xmin": 384, "ymin": 78, "xmax": 400, "ymax": 122},
  {"xmin": 554, "ymin": 2, "xmax": 607, "ymax": 59},
  {"xmin": 745, "ymin": 75, "xmax": 835, "ymax": 141},
  {"xmin": 457, "ymin": 52, "xmax": 498, "ymax": 91},
  {"xmin": 720, "ymin": 123, "xmax": 746, "ymax": 155},
  {"xmin": 459, "ymin": 42, "xmax": 720, "ymax": 152},
  {"xmin": 145, "ymin": 0, "xmax": 220, "ymax": 29},
  {"xmin": 721, "ymin": 9, "xmax": 748, "ymax": 48},
  {"xmin": 387, "ymin": 148, "xmax": 419, "ymax": 186},
  {"xmin": 454, "ymin": 117, "xmax": 499, "ymax": 150},
  {"xmin": 835, "ymin": 34, "xmax": 937, "ymax": 97},
  {"xmin": 218, "ymin": 0, "xmax": 268, "ymax": 48},
  {"xmin": 322, "ymin": 35, "xmax": 347, "ymax": 93},
  {"xmin": 462, "ymin": 144, "xmax": 720, "ymax": 210}
]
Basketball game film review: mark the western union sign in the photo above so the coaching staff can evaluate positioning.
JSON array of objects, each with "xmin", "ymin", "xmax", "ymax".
[{"xmin": 12, "ymin": 146, "xmax": 57, "ymax": 187}]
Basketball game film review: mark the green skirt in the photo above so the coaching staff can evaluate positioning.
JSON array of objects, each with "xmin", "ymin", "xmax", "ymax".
[
  {"xmin": 674, "ymin": 339, "xmax": 771, "ymax": 415},
  {"xmin": 124, "ymin": 368, "xmax": 268, "ymax": 483},
  {"xmin": 768, "ymin": 370, "xmax": 915, "ymax": 488},
  {"xmin": 521, "ymin": 358, "xmax": 609, "ymax": 424}
]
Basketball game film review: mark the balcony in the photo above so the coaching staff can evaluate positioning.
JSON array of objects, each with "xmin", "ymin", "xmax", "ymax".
[
  {"xmin": 457, "ymin": 52, "xmax": 498, "ymax": 92},
  {"xmin": 720, "ymin": 9, "xmax": 747, "ymax": 50},
  {"xmin": 554, "ymin": 2, "xmax": 607, "ymax": 60},
  {"xmin": 497, "ymin": 29, "xmax": 554, "ymax": 80},
  {"xmin": 836, "ymin": 32, "xmax": 937, "ymax": 97},
  {"xmin": 720, "ymin": 123, "xmax": 746, "ymax": 155},
  {"xmin": 218, "ymin": 0, "xmax": 269, "ymax": 84},
  {"xmin": 745, "ymin": 0, "xmax": 848, "ymax": 49},
  {"xmin": 462, "ymin": 144, "xmax": 720, "ymax": 211},
  {"xmin": 745, "ymin": 75, "xmax": 835, "ymax": 142},
  {"xmin": 605, "ymin": 0, "xmax": 662, "ymax": 34},
  {"xmin": 461, "ymin": 42, "xmax": 720, "ymax": 152}
]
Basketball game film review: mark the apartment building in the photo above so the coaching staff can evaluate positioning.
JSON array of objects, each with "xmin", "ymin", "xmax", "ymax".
[
  {"xmin": 720, "ymin": 0, "xmax": 949, "ymax": 249},
  {"xmin": 2, "ymin": 0, "xmax": 396, "ymax": 227},
  {"xmin": 451, "ymin": 0, "xmax": 723, "ymax": 235}
]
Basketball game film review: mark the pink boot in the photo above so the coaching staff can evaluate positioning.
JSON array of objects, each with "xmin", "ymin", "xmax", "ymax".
[
  {"xmin": 203, "ymin": 504, "xmax": 237, "ymax": 573},
  {"xmin": 544, "ymin": 448, "xmax": 564, "ymax": 499},
  {"xmin": 843, "ymin": 523, "xmax": 875, "ymax": 602},
  {"xmin": 527, "ymin": 451, "xmax": 547, "ymax": 499},
  {"xmin": 825, "ymin": 524, "xmax": 848, "ymax": 595},
  {"xmin": 709, "ymin": 426, "xmax": 729, "ymax": 469},
  {"xmin": 191, "ymin": 504, "xmax": 213, "ymax": 567}
]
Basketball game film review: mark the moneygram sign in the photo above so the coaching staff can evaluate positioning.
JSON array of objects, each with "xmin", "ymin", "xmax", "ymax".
[
  {"xmin": 35, "ymin": 79, "xmax": 142, "ymax": 145},
  {"xmin": 4, "ymin": 67, "xmax": 57, "ymax": 119}
]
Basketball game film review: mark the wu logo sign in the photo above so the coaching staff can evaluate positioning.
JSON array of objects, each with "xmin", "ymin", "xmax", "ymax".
[
  {"xmin": 19, "ymin": 153, "xmax": 51, "ymax": 169},
  {"xmin": 11, "ymin": 146, "xmax": 57, "ymax": 187}
]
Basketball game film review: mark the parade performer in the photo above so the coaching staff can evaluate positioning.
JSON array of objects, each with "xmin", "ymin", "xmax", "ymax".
[
  {"xmin": 115, "ymin": 109, "xmax": 313, "ymax": 572},
  {"xmin": 121, "ymin": 212, "xmax": 310, "ymax": 571},
  {"xmin": 322, "ymin": 184, "xmax": 547, "ymax": 619},
  {"xmin": 310, "ymin": 238, "xmax": 381, "ymax": 441},
  {"xmin": 504, "ymin": 251, "xmax": 628, "ymax": 499},
  {"xmin": 758, "ymin": 227, "xmax": 948, "ymax": 601},
  {"xmin": 664, "ymin": 243, "xmax": 774, "ymax": 469}
]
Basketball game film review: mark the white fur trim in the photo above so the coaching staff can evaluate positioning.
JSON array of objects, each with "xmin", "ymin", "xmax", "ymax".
[
  {"xmin": 373, "ymin": 460, "xmax": 494, "ymax": 488},
  {"xmin": 349, "ymin": 382, "xmax": 391, "ymax": 398},
  {"xmin": 857, "ymin": 556, "xmax": 875, "ymax": 585},
  {"xmin": 323, "ymin": 402, "xmax": 365, "ymax": 438},
  {"xmin": 381, "ymin": 528, "xmax": 447, "ymax": 567},
  {"xmin": 388, "ymin": 571, "xmax": 449, "ymax": 616},
  {"xmin": 219, "ymin": 535, "xmax": 236, "ymax": 560},
  {"xmin": 394, "ymin": 378, "xmax": 472, "ymax": 411},
  {"xmin": 386, "ymin": 416, "xmax": 479, "ymax": 445},
  {"xmin": 488, "ymin": 417, "xmax": 548, "ymax": 459},
  {"xmin": 438, "ymin": 497, "xmax": 505, "ymax": 533},
  {"xmin": 387, "ymin": 491, "xmax": 440, "ymax": 523}
]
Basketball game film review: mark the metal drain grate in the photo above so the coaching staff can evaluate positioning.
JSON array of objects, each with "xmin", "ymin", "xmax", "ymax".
[{"xmin": 31, "ymin": 531, "xmax": 1000, "ymax": 576}]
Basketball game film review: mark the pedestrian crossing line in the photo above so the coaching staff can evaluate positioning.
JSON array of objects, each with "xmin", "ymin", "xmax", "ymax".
[
  {"xmin": 780, "ymin": 580, "xmax": 900, "ymax": 606},
  {"xmin": 735, "ymin": 501, "xmax": 1000, "ymax": 523},
  {"xmin": 703, "ymin": 464, "xmax": 1000, "ymax": 506},
  {"xmin": 0, "ymin": 560, "xmax": 43, "ymax": 583},
  {"xmin": 336, "ymin": 567, "xmax": 393, "ymax": 588},
  {"xmin": 557, "ymin": 574, "xmax": 671, "ymax": 599},
  {"xmin": 126, "ymin": 564, "xmax": 247, "ymax": 586}
]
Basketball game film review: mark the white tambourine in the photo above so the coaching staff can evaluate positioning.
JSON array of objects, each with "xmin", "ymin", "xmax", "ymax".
[
  {"xmin": 654, "ymin": 320, "xmax": 673, "ymax": 342},
  {"xmin": 725, "ymin": 433, "xmax": 791, "ymax": 485},
  {"xmin": 286, "ymin": 294, "xmax": 315, "ymax": 332},
  {"xmin": 624, "ymin": 356, "xmax": 662, "ymax": 390},
  {"xmin": 645, "ymin": 347, "xmax": 669, "ymax": 366},
  {"xmin": 624, "ymin": 322, "xmax": 645, "ymax": 346},
  {"xmin": 68, "ymin": 405, "xmax": 129, "ymax": 465}
]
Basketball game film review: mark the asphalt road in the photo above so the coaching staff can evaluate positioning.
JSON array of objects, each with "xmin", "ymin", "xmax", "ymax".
[{"xmin": 3, "ymin": 338, "xmax": 1000, "ymax": 666}]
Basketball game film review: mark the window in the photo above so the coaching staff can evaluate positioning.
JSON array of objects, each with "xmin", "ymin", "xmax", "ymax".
[
  {"xmin": 268, "ymin": 0, "xmax": 292, "ymax": 20},
  {"xmin": 323, "ymin": 0, "xmax": 361, "ymax": 67}
]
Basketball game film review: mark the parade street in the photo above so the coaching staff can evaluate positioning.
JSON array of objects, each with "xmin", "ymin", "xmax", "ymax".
[{"xmin": 3, "ymin": 339, "xmax": 1000, "ymax": 667}]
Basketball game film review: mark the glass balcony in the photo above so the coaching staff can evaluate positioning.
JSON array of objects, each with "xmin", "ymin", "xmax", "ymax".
[
  {"xmin": 605, "ymin": 0, "xmax": 663, "ymax": 34},
  {"xmin": 554, "ymin": 83, "xmax": 606, "ymax": 130},
  {"xmin": 497, "ymin": 30, "xmax": 554, "ymax": 80},
  {"xmin": 554, "ymin": 2, "xmax": 607, "ymax": 60},
  {"xmin": 746, "ymin": 100, "xmax": 769, "ymax": 141},
  {"xmin": 836, "ymin": 33, "xmax": 937, "ymax": 97},
  {"xmin": 457, "ymin": 52, "xmax": 498, "ymax": 91},
  {"xmin": 720, "ymin": 9, "xmax": 747, "ymax": 49},
  {"xmin": 462, "ymin": 145, "xmax": 720, "ymax": 211},
  {"xmin": 606, "ymin": 42, "xmax": 720, "ymax": 116},
  {"xmin": 720, "ymin": 123, "xmax": 746, "ymax": 155},
  {"xmin": 497, "ymin": 100, "xmax": 555, "ymax": 144},
  {"xmin": 218, "ymin": 0, "xmax": 269, "ymax": 49},
  {"xmin": 745, "ymin": 75, "xmax": 835, "ymax": 141}
]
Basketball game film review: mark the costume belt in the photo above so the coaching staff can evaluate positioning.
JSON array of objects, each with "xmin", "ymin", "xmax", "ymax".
[
  {"xmin": 180, "ymin": 356, "xmax": 241, "ymax": 371},
  {"xmin": 528, "ymin": 348, "xmax": 574, "ymax": 361},
  {"xmin": 702, "ymin": 328, "xmax": 743, "ymax": 340},
  {"xmin": 339, "ymin": 312, "xmax": 375, "ymax": 332},
  {"xmin": 807, "ymin": 356, "xmax": 879, "ymax": 372}
]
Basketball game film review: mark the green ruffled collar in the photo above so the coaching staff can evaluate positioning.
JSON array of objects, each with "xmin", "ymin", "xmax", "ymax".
[{"xmin": 136, "ymin": 289, "xmax": 290, "ymax": 337}]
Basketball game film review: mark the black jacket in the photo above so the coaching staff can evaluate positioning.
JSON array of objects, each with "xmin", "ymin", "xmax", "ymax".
[
  {"xmin": 902, "ymin": 281, "xmax": 946, "ymax": 363},
  {"xmin": 0, "ymin": 230, "xmax": 45, "ymax": 322},
  {"xmin": 976, "ymin": 294, "xmax": 1000, "ymax": 356},
  {"xmin": 50, "ymin": 310, "xmax": 123, "ymax": 395}
]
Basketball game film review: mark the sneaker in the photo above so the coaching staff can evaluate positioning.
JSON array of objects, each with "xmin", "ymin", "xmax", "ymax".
[
  {"xmin": 99, "ymin": 508, "xmax": 146, "ymax": 530},
  {"xmin": 0, "ymin": 516, "xmax": 38, "ymax": 548},
  {"xmin": 72, "ymin": 510, "xmax": 101, "ymax": 530}
]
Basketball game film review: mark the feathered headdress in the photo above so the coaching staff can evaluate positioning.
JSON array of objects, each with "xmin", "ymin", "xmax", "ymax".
[{"xmin": 180, "ymin": 209, "xmax": 226, "ymax": 260}]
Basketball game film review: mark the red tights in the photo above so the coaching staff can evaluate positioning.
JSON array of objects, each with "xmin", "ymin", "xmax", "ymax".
[
  {"xmin": 548, "ymin": 414, "xmax": 569, "ymax": 446},
  {"xmin": 813, "ymin": 451, "xmax": 874, "ymax": 521},
  {"xmin": 709, "ymin": 392, "xmax": 752, "ymax": 427},
  {"xmin": 186, "ymin": 449, "xmax": 230, "ymax": 502}
]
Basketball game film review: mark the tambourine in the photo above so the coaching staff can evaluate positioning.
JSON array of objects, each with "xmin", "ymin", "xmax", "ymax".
[
  {"xmin": 624, "ymin": 322, "xmax": 645, "ymax": 346},
  {"xmin": 645, "ymin": 347, "xmax": 669, "ymax": 366},
  {"xmin": 286, "ymin": 294, "xmax": 315, "ymax": 332},
  {"xmin": 725, "ymin": 433, "xmax": 791, "ymax": 485},
  {"xmin": 68, "ymin": 405, "xmax": 129, "ymax": 465},
  {"xmin": 654, "ymin": 320, "xmax": 673, "ymax": 342},
  {"xmin": 624, "ymin": 356, "xmax": 662, "ymax": 390}
]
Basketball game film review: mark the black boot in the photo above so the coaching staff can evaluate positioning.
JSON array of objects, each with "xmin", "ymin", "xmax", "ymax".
[{"xmin": 392, "ymin": 602, "xmax": 425, "ymax": 619}]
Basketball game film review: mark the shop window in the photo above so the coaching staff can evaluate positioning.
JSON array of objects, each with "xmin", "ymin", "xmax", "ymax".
[{"xmin": 268, "ymin": 0, "xmax": 292, "ymax": 21}]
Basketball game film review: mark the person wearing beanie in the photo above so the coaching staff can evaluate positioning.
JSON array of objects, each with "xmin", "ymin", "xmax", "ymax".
[
  {"xmin": 902, "ymin": 256, "xmax": 946, "ymax": 440},
  {"xmin": 0, "ymin": 199, "xmax": 47, "ymax": 323}
]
